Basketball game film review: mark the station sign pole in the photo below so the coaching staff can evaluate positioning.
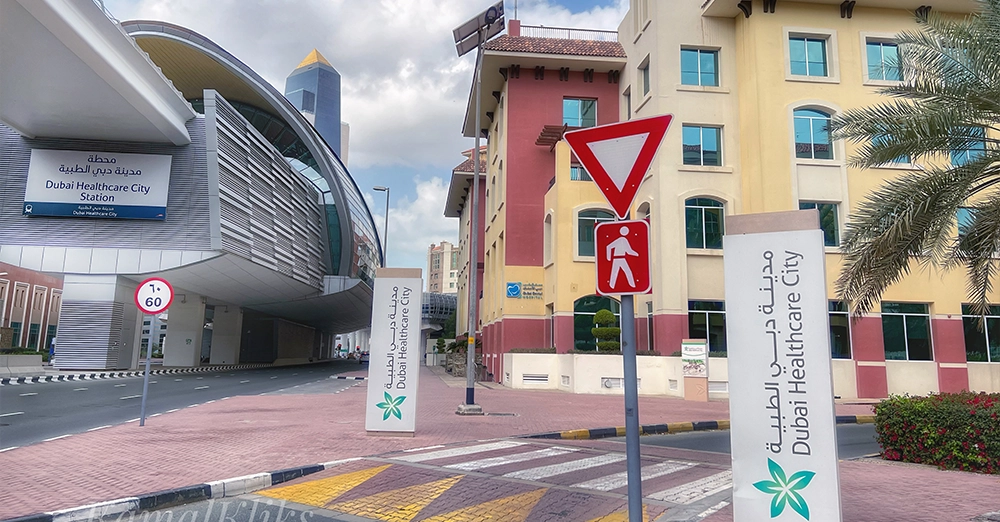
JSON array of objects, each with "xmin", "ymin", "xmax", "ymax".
[{"xmin": 134, "ymin": 277, "xmax": 174, "ymax": 427}]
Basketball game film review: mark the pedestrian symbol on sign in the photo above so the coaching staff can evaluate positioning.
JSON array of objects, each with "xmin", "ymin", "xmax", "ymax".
[{"xmin": 595, "ymin": 220, "xmax": 650, "ymax": 296}]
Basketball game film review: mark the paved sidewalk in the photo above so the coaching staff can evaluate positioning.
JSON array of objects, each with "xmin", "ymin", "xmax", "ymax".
[{"xmin": 0, "ymin": 363, "xmax": 996, "ymax": 521}]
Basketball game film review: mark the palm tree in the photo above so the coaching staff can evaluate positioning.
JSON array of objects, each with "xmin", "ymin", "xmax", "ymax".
[{"xmin": 830, "ymin": 0, "xmax": 1000, "ymax": 317}]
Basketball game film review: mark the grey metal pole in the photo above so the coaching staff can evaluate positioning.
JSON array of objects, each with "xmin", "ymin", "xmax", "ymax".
[
  {"xmin": 621, "ymin": 294, "xmax": 642, "ymax": 520},
  {"xmin": 464, "ymin": 27, "xmax": 484, "ymax": 407},
  {"xmin": 382, "ymin": 188, "xmax": 390, "ymax": 267},
  {"xmin": 139, "ymin": 313, "xmax": 154, "ymax": 426}
]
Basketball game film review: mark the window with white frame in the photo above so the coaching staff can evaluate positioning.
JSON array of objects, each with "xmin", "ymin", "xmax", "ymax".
[
  {"xmin": 962, "ymin": 304, "xmax": 1000, "ymax": 362},
  {"xmin": 685, "ymin": 198, "xmax": 724, "ymax": 249},
  {"xmin": 688, "ymin": 300, "xmax": 726, "ymax": 353},
  {"xmin": 798, "ymin": 202, "xmax": 839, "ymax": 246},
  {"xmin": 866, "ymin": 39, "xmax": 901, "ymax": 81},
  {"xmin": 639, "ymin": 56, "xmax": 650, "ymax": 96},
  {"xmin": 829, "ymin": 301, "xmax": 851, "ymax": 359},
  {"xmin": 681, "ymin": 48, "xmax": 719, "ymax": 86},
  {"xmin": 789, "ymin": 36, "xmax": 828, "ymax": 77},
  {"xmin": 951, "ymin": 126, "xmax": 987, "ymax": 166},
  {"xmin": 563, "ymin": 98, "xmax": 597, "ymax": 128},
  {"xmin": 682, "ymin": 125, "xmax": 722, "ymax": 166},
  {"xmin": 881, "ymin": 302, "xmax": 933, "ymax": 361},
  {"xmin": 794, "ymin": 108, "xmax": 834, "ymax": 160},
  {"xmin": 578, "ymin": 209, "xmax": 615, "ymax": 257}
]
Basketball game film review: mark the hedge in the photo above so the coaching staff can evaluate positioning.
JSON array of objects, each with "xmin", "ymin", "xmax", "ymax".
[{"xmin": 875, "ymin": 392, "xmax": 1000, "ymax": 474}]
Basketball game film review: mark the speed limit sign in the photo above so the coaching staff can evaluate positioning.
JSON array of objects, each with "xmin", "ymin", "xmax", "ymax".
[{"xmin": 135, "ymin": 277, "xmax": 174, "ymax": 315}]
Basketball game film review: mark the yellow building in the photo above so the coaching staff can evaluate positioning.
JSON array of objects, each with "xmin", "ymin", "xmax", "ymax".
[{"xmin": 617, "ymin": 0, "xmax": 999, "ymax": 398}]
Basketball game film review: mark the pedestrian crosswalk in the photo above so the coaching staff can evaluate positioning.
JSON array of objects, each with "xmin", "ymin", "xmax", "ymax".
[{"xmin": 383, "ymin": 438, "xmax": 733, "ymax": 518}]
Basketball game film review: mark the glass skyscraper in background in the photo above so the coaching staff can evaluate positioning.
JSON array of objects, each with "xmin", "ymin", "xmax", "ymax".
[{"xmin": 285, "ymin": 49, "xmax": 343, "ymax": 158}]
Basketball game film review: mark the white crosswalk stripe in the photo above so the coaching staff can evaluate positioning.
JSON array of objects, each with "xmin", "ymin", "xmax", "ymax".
[
  {"xmin": 391, "ymin": 440, "xmax": 527, "ymax": 462},
  {"xmin": 648, "ymin": 470, "xmax": 733, "ymax": 504},
  {"xmin": 571, "ymin": 460, "xmax": 696, "ymax": 491},
  {"xmin": 503, "ymin": 452, "xmax": 627, "ymax": 480},
  {"xmin": 444, "ymin": 446, "xmax": 577, "ymax": 471}
]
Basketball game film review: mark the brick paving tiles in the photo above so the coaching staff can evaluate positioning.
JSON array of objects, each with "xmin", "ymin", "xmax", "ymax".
[{"xmin": 0, "ymin": 363, "xmax": 997, "ymax": 521}]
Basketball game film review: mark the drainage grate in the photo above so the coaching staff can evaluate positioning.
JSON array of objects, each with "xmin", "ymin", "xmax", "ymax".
[{"xmin": 485, "ymin": 412, "xmax": 518, "ymax": 417}]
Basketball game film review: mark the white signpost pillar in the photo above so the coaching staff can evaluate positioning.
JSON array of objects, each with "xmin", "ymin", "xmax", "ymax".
[
  {"xmin": 724, "ymin": 210, "xmax": 842, "ymax": 521},
  {"xmin": 366, "ymin": 268, "xmax": 423, "ymax": 436}
]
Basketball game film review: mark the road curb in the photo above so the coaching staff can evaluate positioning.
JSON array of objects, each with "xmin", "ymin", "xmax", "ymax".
[
  {"xmin": 330, "ymin": 375, "xmax": 367, "ymax": 380},
  {"xmin": 523, "ymin": 415, "xmax": 875, "ymax": 440},
  {"xmin": 0, "ymin": 459, "xmax": 362, "ymax": 522},
  {"xmin": 0, "ymin": 363, "xmax": 271, "ymax": 386}
]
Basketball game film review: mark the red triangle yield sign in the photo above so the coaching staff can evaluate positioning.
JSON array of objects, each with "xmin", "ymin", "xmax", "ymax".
[{"xmin": 564, "ymin": 114, "xmax": 673, "ymax": 220}]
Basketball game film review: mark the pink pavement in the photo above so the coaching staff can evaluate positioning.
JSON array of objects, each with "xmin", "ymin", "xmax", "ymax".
[{"xmin": 0, "ymin": 364, "xmax": 995, "ymax": 521}]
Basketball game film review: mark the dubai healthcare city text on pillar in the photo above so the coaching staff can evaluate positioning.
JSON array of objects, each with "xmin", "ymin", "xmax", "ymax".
[
  {"xmin": 723, "ymin": 210, "xmax": 842, "ymax": 521},
  {"xmin": 366, "ymin": 268, "xmax": 423, "ymax": 435}
]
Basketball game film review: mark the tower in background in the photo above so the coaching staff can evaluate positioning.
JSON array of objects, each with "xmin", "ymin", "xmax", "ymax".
[{"xmin": 285, "ymin": 49, "xmax": 343, "ymax": 159}]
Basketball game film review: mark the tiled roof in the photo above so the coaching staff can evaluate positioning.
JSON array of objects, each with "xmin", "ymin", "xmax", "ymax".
[
  {"xmin": 482, "ymin": 35, "xmax": 625, "ymax": 58},
  {"xmin": 453, "ymin": 157, "xmax": 486, "ymax": 173}
]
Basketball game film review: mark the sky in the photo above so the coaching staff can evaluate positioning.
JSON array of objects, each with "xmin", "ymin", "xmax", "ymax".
[{"xmin": 103, "ymin": 0, "xmax": 629, "ymax": 275}]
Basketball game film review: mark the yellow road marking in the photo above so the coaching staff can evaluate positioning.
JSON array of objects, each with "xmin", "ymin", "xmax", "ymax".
[
  {"xmin": 587, "ymin": 505, "xmax": 649, "ymax": 522},
  {"xmin": 257, "ymin": 464, "xmax": 390, "ymax": 507},
  {"xmin": 327, "ymin": 475, "xmax": 463, "ymax": 521},
  {"xmin": 421, "ymin": 487, "xmax": 548, "ymax": 522}
]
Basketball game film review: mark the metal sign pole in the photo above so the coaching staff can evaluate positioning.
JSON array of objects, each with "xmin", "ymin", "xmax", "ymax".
[
  {"xmin": 464, "ymin": 26, "xmax": 484, "ymax": 408},
  {"xmin": 139, "ymin": 312, "xmax": 154, "ymax": 427},
  {"xmin": 618, "ymin": 211, "xmax": 642, "ymax": 521}
]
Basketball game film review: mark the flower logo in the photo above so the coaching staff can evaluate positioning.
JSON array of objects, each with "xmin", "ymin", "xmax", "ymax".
[
  {"xmin": 376, "ymin": 392, "xmax": 406, "ymax": 420},
  {"xmin": 753, "ymin": 458, "xmax": 815, "ymax": 520}
]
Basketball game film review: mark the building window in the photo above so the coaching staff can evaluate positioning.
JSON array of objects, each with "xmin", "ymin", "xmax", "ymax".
[
  {"xmin": 681, "ymin": 48, "xmax": 719, "ymax": 86},
  {"xmin": 685, "ymin": 198, "xmax": 724, "ymax": 249},
  {"xmin": 563, "ymin": 98, "xmax": 597, "ymax": 128},
  {"xmin": 682, "ymin": 125, "xmax": 722, "ymax": 166},
  {"xmin": 688, "ymin": 301, "xmax": 726, "ymax": 353},
  {"xmin": 962, "ymin": 304, "xmax": 1000, "ymax": 362},
  {"xmin": 794, "ymin": 109, "xmax": 833, "ymax": 160},
  {"xmin": 881, "ymin": 302, "xmax": 932, "ymax": 361},
  {"xmin": 866, "ymin": 40, "xmax": 901, "ymax": 81},
  {"xmin": 26, "ymin": 324, "xmax": 40, "ymax": 350},
  {"xmin": 951, "ymin": 127, "xmax": 987, "ymax": 166},
  {"xmin": 829, "ymin": 301, "xmax": 851, "ymax": 359},
  {"xmin": 450, "ymin": 282, "xmax": 455, "ymax": 288},
  {"xmin": 45, "ymin": 325, "xmax": 57, "ymax": 352},
  {"xmin": 639, "ymin": 56, "xmax": 650, "ymax": 96},
  {"xmin": 10, "ymin": 322, "xmax": 21, "ymax": 347},
  {"xmin": 798, "ymin": 202, "xmax": 839, "ymax": 246},
  {"xmin": 570, "ymin": 165, "xmax": 592, "ymax": 181},
  {"xmin": 789, "ymin": 36, "xmax": 828, "ymax": 77},
  {"xmin": 574, "ymin": 295, "xmax": 620, "ymax": 351},
  {"xmin": 578, "ymin": 209, "xmax": 616, "ymax": 257},
  {"xmin": 451, "ymin": 251, "xmax": 459, "ymax": 266}
]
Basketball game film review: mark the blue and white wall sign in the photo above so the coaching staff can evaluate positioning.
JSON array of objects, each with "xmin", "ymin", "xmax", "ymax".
[{"xmin": 23, "ymin": 149, "xmax": 172, "ymax": 220}]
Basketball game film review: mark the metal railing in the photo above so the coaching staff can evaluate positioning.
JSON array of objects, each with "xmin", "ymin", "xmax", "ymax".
[{"xmin": 518, "ymin": 24, "xmax": 618, "ymax": 42}]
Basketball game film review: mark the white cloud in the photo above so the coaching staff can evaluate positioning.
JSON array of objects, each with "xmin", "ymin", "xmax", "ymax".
[{"xmin": 369, "ymin": 177, "xmax": 456, "ymax": 271}]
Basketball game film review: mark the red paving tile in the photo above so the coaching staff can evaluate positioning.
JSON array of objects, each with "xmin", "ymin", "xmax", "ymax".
[{"xmin": 0, "ymin": 364, "xmax": 996, "ymax": 522}]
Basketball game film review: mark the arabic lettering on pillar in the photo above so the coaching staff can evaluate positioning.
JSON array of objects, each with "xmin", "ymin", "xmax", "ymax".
[{"xmin": 758, "ymin": 249, "xmax": 812, "ymax": 457}]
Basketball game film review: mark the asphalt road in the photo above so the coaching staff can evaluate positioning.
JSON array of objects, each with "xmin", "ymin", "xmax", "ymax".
[
  {"xmin": 0, "ymin": 360, "xmax": 363, "ymax": 450},
  {"xmin": 633, "ymin": 423, "xmax": 880, "ymax": 459}
]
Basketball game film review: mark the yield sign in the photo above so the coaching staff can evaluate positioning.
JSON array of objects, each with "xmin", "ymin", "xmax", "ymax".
[{"xmin": 564, "ymin": 115, "xmax": 673, "ymax": 219}]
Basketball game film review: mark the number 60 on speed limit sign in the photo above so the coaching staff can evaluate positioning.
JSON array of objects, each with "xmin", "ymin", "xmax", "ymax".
[{"xmin": 135, "ymin": 277, "xmax": 174, "ymax": 315}]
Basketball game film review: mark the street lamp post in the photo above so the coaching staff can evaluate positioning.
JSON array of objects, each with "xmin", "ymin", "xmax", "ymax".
[
  {"xmin": 453, "ymin": 1, "xmax": 504, "ymax": 415},
  {"xmin": 373, "ymin": 186, "xmax": 390, "ymax": 268}
]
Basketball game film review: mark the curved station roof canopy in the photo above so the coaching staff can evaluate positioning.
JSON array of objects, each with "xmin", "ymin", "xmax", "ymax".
[{"xmin": 122, "ymin": 21, "xmax": 382, "ymax": 285}]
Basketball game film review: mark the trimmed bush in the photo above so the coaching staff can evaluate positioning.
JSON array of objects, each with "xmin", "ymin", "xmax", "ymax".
[
  {"xmin": 591, "ymin": 309, "xmax": 620, "ymax": 352},
  {"xmin": 875, "ymin": 392, "xmax": 1000, "ymax": 474}
]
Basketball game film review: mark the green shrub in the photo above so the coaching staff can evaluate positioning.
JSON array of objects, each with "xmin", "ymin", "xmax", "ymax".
[
  {"xmin": 875, "ymin": 392, "xmax": 1000, "ymax": 474},
  {"xmin": 508, "ymin": 347, "xmax": 557, "ymax": 354},
  {"xmin": 591, "ymin": 309, "xmax": 620, "ymax": 352}
]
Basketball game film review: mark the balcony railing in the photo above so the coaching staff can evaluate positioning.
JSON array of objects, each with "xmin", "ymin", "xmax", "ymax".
[{"xmin": 518, "ymin": 24, "xmax": 618, "ymax": 42}]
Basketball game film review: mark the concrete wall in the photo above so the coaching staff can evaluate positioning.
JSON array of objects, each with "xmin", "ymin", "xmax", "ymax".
[
  {"xmin": 968, "ymin": 363, "xmax": 1000, "ymax": 393},
  {"xmin": 163, "ymin": 295, "xmax": 205, "ymax": 367},
  {"xmin": 886, "ymin": 361, "xmax": 939, "ymax": 396},
  {"xmin": 209, "ymin": 306, "xmax": 242, "ymax": 365}
]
